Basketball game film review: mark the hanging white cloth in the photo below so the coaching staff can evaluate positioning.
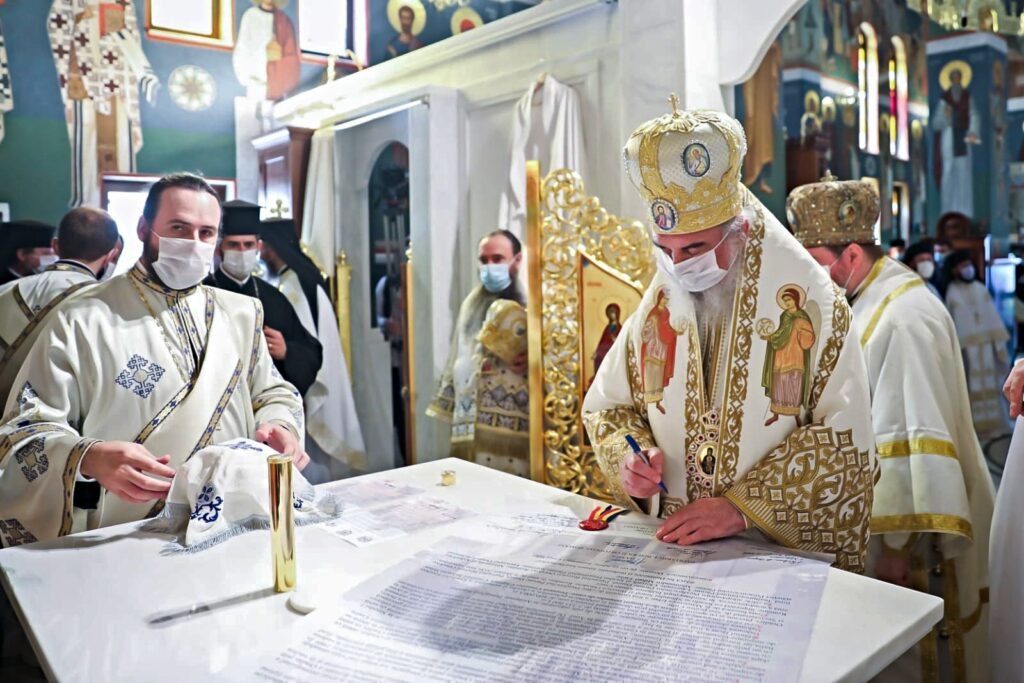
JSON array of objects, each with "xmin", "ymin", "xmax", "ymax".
[
  {"xmin": 278, "ymin": 270, "xmax": 366, "ymax": 478},
  {"xmin": 301, "ymin": 128, "xmax": 337, "ymax": 277},
  {"xmin": 497, "ymin": 74, "xmax": 587, "ymax": 238},
  {"xmin": 991, "ymin": 417, "xmax": 1024, "ymax": 682}
]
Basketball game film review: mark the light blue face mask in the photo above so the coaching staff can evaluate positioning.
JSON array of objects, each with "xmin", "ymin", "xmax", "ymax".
[{"xmin": 479, "ymin": 263, "xmax": 512, "ymax": 293}]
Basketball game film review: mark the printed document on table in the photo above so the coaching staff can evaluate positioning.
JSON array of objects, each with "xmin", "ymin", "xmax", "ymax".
[
  {"xmin": 324, "ymin": 479, "xmax": 425, "ymax": 508},
  {"xmin": 240, "ymin": 532, "xmax": 830, "ymax": 682},
  {"xmin": 321, "ymin": 497, "xmax": 475, "ymax": 547}
]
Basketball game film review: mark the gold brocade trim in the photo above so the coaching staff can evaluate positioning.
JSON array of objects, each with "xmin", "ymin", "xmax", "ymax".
[
  {"xmin": 246, "ymin": 299, "xmax": 264, "ymax": 386},
  {"xmin": 911, "ymin": 550, "xmax": 940, "ymax": 682},
  {"xmin": 877, "ymin": 437, "xmax": 958, "ymax": 460},
  {"xmin": 133, "ymin": 381, "xmax": 194, "ymax": 446},
  {"xmin": 0, "ymin": 424, "xmax": 72, "ymax": 464},
  {"xmin": 683, "ymin": 325, "xmax": 704, "ymax": 503},
  {"xmin": 961, "ymin": 587, "xmax": 989, "ymax": 633},
  {"xmin": 809, "ymin": 282, "xmax": 849, "ymax": 413},
  {"xmin": 860, "ymin": 278, "xmax": 925, "ymax": 348},
  {"xmin": 850, "ymin": 255, "xmax": 886, "ymax": 304},
  {"xmin": 12, "ymin": 286, "xmax": 33, "ymax": 319},
  {"xmin": 871, "ymin": 513, "xmax": 973, "ymax": 539},
  {"xmin": 189, "ymin": 361, "xmax": 243, "ymax": 457},
  {"xmin": 626, "ymin": 339, "xmax": 645, "ymax": 416},
  {"xmin": 715, "ymin": 190, "xmax": 764, "ymax": 491},
  {"xmin": 59, "ymin": 438, "xmax": 99, "ymax": 537},
  {"xmin": 0, "ymin": 280, "xmax": 93, "ymax": 377},
  {"xmin": 723, "ymin": 423, "xmax": 873, "ymax": 572},
  {"xmin": 583, "ymin": 407, "xmax": 654, "ymax": 510}
]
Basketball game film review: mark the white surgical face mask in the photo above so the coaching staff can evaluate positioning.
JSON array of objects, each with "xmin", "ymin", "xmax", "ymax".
[
  {"xmin": 221, "ymin": 249, "xmax": 259, "ymax": 281},
  {"xmin": 36, "ymin": 254, "xmax": 58, "ymax": 273},
  {"xmin": 825, "ymin": 247, "xmax": 855, "ymax": 295},
  {"xmin": 152, "ymin": 235, "xmax": 215, "ymax": 290},
  {"xmin": 916, "ymin": 261, "xmax": 935, "ymax": 280},
  {"xmin": 655, "ymin": 233, "xmax": 736, "ymax": 293}
]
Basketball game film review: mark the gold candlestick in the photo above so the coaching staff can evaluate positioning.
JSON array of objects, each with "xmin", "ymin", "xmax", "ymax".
[{"xmin": 268, "ymin": 454, "xmax": 296, "ymax": 593}]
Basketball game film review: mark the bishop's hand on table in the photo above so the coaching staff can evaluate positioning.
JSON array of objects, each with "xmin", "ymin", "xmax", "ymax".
[
  {"xmin": 255, "ymin": 422, "xmax": 310, "ymax": 471},
  {"xmin": 622, "ymin": 447, "xmax": 665, "ymax": 498},
  {"xmin": 656, "ymin": 497, "xmax": 746, "ymax": 546},
  {"xmin": 79, "ymin": 441, "xmax": 175, "ymax": 504}
]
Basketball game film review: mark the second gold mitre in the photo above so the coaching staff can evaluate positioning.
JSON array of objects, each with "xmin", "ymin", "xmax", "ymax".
[
  {"xmin": 787, "ymin": 174, "xmax": 880, "ymax": 248},
  {"xmin": 623, "ymin": 97, "xmax": 748, "ymax": 234}
]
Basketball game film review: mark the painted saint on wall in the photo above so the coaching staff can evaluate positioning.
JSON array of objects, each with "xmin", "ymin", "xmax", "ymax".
[
  {"xmin": 591, "ymin": 303, "xmax": 621, "ymax": 382},
  {"xmin": 233, "ymin": 0, "xmax": 300, "ymax": 101},
  {"xmin": 386, "ymin": 0, "xmax": 426, "ymax": 60},
  {"xmin": 48, "ymin": 0, "xmax": 159, "ymax": 208},
  {"xmin": 933, "ymin": 60, "xmax": 980, "ymax": 218}
]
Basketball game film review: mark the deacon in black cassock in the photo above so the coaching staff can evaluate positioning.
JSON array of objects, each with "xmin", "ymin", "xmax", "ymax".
[
  {"xmin": 203, "ymin": 199, "xmax": 323, "ymax": 396},
  {"xmin": 0, "ymin": 220, "xmax": 57, "ymax": 286}
]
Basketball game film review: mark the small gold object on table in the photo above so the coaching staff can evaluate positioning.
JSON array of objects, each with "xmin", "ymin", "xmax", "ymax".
[
  {"xmin": 440, "ymin": 470, "xmax": 456, "ymax": 487},
  {"xmin": 268, "ymin": 454, "xmax": 296, "ymax": 593}
]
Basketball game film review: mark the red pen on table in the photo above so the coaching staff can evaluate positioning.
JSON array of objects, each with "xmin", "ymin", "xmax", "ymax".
[{"xmin": 625, "ymin": 435, "xmax": 668, "ymax": 494}]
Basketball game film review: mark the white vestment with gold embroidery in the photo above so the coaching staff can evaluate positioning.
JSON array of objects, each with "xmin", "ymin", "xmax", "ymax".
[
  {"xmin": 0, "ymin": 261, "xmax": 97, "ymax": 406},
  {"xmin": 945, "ymin": 279, "xmax": 1010, "ymax": 439},
  {"xmin": 583, "ymin": 199, "xmax": 877, "ymax": 572},
  {"xmin": 854, "ymin": 257, "xmax": 994, "ymax": 682},
  {"xmin": 0, "ymin": 263, "xmax": 304, "ymax": 547}
]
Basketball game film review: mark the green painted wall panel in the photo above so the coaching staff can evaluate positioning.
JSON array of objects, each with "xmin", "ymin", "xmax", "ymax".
[
  {"xmin": 136, "ymin": 128, "xmax": 236, "ymax": 181},
  {"xmin": 0, "ymin": 116, "xmax": 72, "ymax": 224}
]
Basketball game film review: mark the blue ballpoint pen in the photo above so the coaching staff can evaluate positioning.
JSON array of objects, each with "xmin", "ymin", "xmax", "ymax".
[{"xmin": 624, "ymin": 435, "xmax": 668, "ymax": 494}]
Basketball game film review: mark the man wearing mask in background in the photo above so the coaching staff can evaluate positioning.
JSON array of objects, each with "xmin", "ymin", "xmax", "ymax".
[
  {"xmin": 944, "ymin": 250, "xmax": 1011, "ymax": 439},
  {"xmin": 0, "ymin": 220, "xmax": 57, "ymax": 286},
  {"xmin": 0, "ymin": 208, "xmax": 121, "ymax": 404},
  {"xmin": 583, "ymin": 105, "xmax": 876, "ymax": 571},
  {"xmin": 0, "ymin": 173, "xmax": 307, "ymax": 546},
  {"xmin": 204, "ymin": 200, "xmax": 322, "ymax": 398},
  {"xmin": 791, "ymin": 176, "xmax": 995, "ymax": 682},
  {"xmin": 428, "ymin": 229, "xmax": 531, "ymax": 476},
  {"xmin": 902, "ymin": 239, "xmax": 941, "ymax": 297}
]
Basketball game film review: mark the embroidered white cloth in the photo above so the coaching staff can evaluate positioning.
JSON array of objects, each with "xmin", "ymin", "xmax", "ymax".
[{"xmin": 147, "ymin": 439, "xmax": 341, "ymax": 552}]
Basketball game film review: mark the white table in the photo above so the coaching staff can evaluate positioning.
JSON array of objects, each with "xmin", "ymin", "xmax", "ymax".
[{"xmin": 0, "ymin": 458, "xmax": 941, "ymax": 683}]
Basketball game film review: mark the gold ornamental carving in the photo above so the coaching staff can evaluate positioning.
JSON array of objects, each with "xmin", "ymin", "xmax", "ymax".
[{"xmin": 526, "ymin": 163, "xmax": 655, "ymax": 500}]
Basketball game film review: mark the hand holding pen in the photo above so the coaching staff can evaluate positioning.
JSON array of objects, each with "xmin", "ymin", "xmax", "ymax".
[{"xmin": 621, "ymin": 435, "xmax": 669, "ymax": 498}]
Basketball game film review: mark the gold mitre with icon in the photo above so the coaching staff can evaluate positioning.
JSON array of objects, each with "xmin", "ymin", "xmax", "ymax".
[
  {"xmin": 623, "ymin": 96, "xmax": 748, "ymax": 235},
  {"xmin": 478, "ymin": 299, "xmax": 527, "ymax": 364},
  {"xmin": 787, "ymin": 173, "xmax": 880, "ymax": 248}
]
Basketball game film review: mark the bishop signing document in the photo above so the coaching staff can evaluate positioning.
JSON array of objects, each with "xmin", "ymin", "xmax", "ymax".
[{"xmin": 583, "ymin": 103, "xmax": 878, "ymax": 572}]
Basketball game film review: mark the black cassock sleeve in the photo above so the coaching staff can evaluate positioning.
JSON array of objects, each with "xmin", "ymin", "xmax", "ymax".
[{"xmin": 258, "ymin": 284, "xmax": 323, "ymax": 396}]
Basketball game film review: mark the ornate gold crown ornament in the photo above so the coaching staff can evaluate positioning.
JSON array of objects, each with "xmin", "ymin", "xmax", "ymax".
[
  {"xmin": 623, "ymin": 95, "xmax": 748, "ymax": 235},
  {"xmin": 786, "ymin": 172, "xmax": 880, "ymax": 248}
]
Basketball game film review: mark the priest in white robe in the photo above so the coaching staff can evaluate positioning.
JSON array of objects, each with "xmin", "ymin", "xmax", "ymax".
[
  {"xmin": 497, "ymin": 74, "xmax": 587, "ymax": 238},
  {"xmin": 583, "ymin": 103, "xmax": 877, "ymax": 572},
  {"xmin": 0, "ymin": 207, "xmax": 121, "ymax": 405},
  {"xmin": 428, "ymin": 230, "xmax": 530, "ymax": 477},
  {"xmin": 791, "ymin": 175, "xmax": 995, "ymax": 682},
  {"xmin": 994, "ymin": 364, "xmax": 1024, "ymax": 682},
  {"xmin": 260, "ymin": 218, "xmax": 365, "ymax": 481},
  {"xmin": 944, "ymin": 250, "xmax": 1011, "ymax": 439},
  {"xmin": 0, "ymin": 173, "xmax": 306, "ymax": 547}
]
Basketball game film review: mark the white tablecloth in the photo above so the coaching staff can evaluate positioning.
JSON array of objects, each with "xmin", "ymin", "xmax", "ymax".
[{"xmin": 0, "ymin": 458, "xmax": 941, "ymax": 682}]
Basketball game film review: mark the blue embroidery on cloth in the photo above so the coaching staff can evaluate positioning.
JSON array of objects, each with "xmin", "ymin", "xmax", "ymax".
[
  {"xmin": 115, "ymin": 354, "xmax": 166, "ymax": 399},
  {"xmin": 15, "ymin": 438, "xmax": 48, "ymax": 482},
  {"xmin": 189, "ymin": 485, "xmax": 224, "ymax": 523}
]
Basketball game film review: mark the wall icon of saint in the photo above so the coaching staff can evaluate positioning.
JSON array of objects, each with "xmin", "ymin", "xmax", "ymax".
[
  {"xmin": 933, "ymin": 60, "xmax": 980, "ymax": 218},
  {"xmin": 48, "ymin": 0, "xmax": 159, "ymax": 208},
  {"xmin": 641, "ymin": 289, "xmax": 677, "ymax": 414},
  {"xmin": 233, "ymin": 0, "xmax": 300, "ymax": 101},
  {"xmin": 590, "ymin": 303, "xmax": 621, "ymax": 384},
  {"xmin": 758, "ymin": 285, "xmax": 816, "ymax": 427},
  {"xmin": 386, "ymin": 0, "xmax": 426, "ymax": 60}
]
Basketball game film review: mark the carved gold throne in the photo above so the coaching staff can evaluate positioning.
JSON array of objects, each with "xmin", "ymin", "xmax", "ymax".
[{"xmin": 525, "ymin": 162, "xmax": 655, "ymax": 500}]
